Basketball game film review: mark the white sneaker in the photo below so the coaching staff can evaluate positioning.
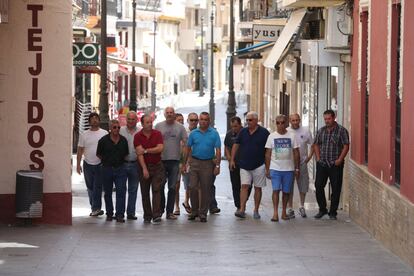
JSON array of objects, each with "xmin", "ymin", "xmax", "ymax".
[{"xmin": 299, "ymin": 207, "xmax": 307, "ymax": 218}]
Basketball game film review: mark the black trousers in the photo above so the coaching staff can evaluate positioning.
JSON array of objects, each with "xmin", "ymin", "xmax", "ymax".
[
  {"xmin": 229, "ymin": 165, "xmax": 251, "ymax": 209},
  {"xmin": 315, "ymin": 162, "xmax": 344, "ymax": 216}
]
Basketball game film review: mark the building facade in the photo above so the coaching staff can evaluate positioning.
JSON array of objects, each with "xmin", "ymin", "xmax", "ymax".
[{"xmin": 349, "ymin": 0, "xmax": 414, "ymax": 267}]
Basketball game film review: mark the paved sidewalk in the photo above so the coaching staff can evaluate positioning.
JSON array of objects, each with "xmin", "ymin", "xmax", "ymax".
[{"xmin": 1, "ymin": 161, "xmax": 413, "ymax": 276}]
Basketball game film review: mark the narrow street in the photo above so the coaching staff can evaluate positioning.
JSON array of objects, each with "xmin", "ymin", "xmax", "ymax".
[{"xmin": 0, "ymin": 92, "xmax": 413, "ymax": 275}]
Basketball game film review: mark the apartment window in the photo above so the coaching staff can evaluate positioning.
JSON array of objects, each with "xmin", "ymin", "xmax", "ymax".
[
  {"xmin": 124, "ymin": 75, "xmax": 129, "ymax": 101},
  {"xmin": 119, "ymin": 31, "xmax": 123, "ymax": 45},
  {"xmin": 279, "ymin": 82, "xmax": 290, "ymax": 116},
  {"xmin": 195, "ymin": 9, "xmax": 199, "ymax": 26},
  {"xmin": 125, "ymin": 31, "xmax": 128, "ymax": 48},
  {"xmin": 392, "ymin": 3, "xmax": 402, "ymax": 187}
]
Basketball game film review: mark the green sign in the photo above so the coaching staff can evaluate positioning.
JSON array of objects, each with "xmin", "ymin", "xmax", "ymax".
[{"xmin": 73, "ymin": 43, "xmax": 99, "ymax": 66}]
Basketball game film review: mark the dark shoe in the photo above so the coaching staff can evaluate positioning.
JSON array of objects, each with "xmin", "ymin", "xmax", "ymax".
[
  {"xmin": 200, "ymin": 217, "xmax": 207, "ymax": 223},
  {"xmin": 90, "ymin": 210, "xmax": 104, "ymax": 216},
  {"xmin": 127, "ymin": 215, "xmax": 138, "ymax": 220},
  {"xmin": 106, "ymin": 215, "xmax": 113, "ymax": 221},
  {"xmin": 314, "ymin": 211, "xmax": 328, "ymax": 219},
  {"xmin": 329, "ymin": 214, "xmax": 337, "ymax": 220},
  {"xmin": 182, "ymin": 203, "xmax": 191, "ymax": 214},
  {"xmin": 210, "ymin": 207, "xmax": 221, "ymax": 214},
  {"xmin": 234, "ymin": 210, "xmax": 246, "ymax": 219},
  {"xmin": 152, "ymin": 217, "xmax": 162, "ymax": 224},
  {"xmin": 188, "ymin": 214, "xmax": 198, "ymax": 221},
  {"xmin": 116, "ymin": 217, "xmax": 125, "ymax": 223},
  {"xmin": 167, "ymin": 213, "xmax": 178, "ymax": 220},
  {"xmin": 143, "ymin": 218, "xmax": 152, "ymax": 224}
]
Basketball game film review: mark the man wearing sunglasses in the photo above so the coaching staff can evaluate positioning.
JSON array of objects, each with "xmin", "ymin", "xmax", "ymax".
[
  {"xmin": 96, "ymin": 119, "xmax": 129, "ymax": 222},
  {"xmin": 230, "ymin": 111, "xmax": 270, "ymax": 219},
  {"xmin": 265, "ymin": 115, "xmax": 300, "ymax": 221},
  {"xmin": 120, "ymin": 111, "xmax": 141, "ymax": 220}
]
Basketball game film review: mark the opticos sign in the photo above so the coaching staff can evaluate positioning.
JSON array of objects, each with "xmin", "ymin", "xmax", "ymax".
[{"xmin": 73, "ymin": 43, "xmax": 99, "ymax": 66}]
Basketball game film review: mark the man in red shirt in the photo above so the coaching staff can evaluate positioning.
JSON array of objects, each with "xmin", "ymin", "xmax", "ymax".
[{"xmin": 134, "ymin": 114, "xmax": 165, "ymax": 224}]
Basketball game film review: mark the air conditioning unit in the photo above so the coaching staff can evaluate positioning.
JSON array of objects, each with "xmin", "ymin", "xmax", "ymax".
[{"xmin": 325, "ymin": 6, "xmax": 352, "ymax": 53}]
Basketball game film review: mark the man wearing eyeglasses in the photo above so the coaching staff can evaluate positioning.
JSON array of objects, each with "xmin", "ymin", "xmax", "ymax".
[
  {"xmin": 96, "ymin": 119, "xmax": 129, "ymax": 222},
  {"xmin": 120, "ymin": 111, "xmax": 141, "ymax": 220},
  {"xmin": 180, "ymin": 112, "xmax": 199, "ymax": 214},
  {"xmin": 76, "ymin": 112, "xmax": 108, "ymax": 217},
  {"xmin": 230, "ymin": 111, "xmax": 270, "ymax": 219},
  {"xmin": 182, "ymin": 112, "xmax": 221, "ymax": 223}
]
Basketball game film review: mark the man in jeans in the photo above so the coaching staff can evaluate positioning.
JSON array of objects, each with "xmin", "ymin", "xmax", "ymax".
[
  {"xmin": 155, "ymin": 107, "xmax": 188, "ymax": 220},
  {"xmin": 230, "ymin": 111, "xmax": 269, "ymax": 219},
  {"xmin": 96, "ymin": 119, "xmax": 129, "ymax": 222},
  {"xmin": 120, "ymin": 111, "xmax": 141, "ymax": 220},
  {"xmin": 76, "ymin": 112, "xmax": 108, "ymax": 216},
  {"xmin": 135, "ymin": 114, "xmax": 165, "ymax": 224},
  {"xmin": 314, "ymin": 110, "xmax": 350, "ymax": 220},
  {"xmin": 182, "ymin": 112, "xmax": 221, "ymax": 223}
]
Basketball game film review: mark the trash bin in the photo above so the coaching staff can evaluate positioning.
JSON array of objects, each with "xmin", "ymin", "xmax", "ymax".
[{"xmin": 15, "ymin": 170, "xmax": 43, "ymax": 218}]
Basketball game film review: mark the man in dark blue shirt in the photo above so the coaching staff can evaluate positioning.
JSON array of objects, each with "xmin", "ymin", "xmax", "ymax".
[{"xmin": 230, "ymin": 111, "xmax": 270, "ymax": 219}]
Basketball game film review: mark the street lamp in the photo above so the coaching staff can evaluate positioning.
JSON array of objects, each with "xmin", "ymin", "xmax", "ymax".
[
  {"xmin": 209, "ymin": 0, "xmax": 216, "ymax": 127},
  {"xmin": 98, "ymin": 0, "xmax": 109, "ymax": 130},
  {"xmin": 226, "ymin": 0, "xmax": 236, "ymax": 131},
  {"xmin": 129, "ymin": 0, "xmax": 137, "ymax": 111},
  {"xmin": 150, "ymin": 14, "xmax": 157, "ymax": 112},
  {"xmin": 199, "ymin": 15, "xmax": 204, "ymax": 97}
]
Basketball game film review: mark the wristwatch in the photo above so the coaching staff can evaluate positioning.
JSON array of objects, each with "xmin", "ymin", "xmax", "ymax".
[
  {"xmin": 295, "ymin": 168, "xmax": 299, "ymax": 172},
  {"xmin": 144, "ymin": 149, "xmax": 148, "ymax": 154},
  {"xmin": 215, "ymin": 164, "xmax": 220, "ymax": 168}
]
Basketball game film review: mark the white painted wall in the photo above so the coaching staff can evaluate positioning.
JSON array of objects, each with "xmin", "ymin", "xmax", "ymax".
[{"xmin": 0, "ymin": 0, "xmax": 72, "ymax": 194}]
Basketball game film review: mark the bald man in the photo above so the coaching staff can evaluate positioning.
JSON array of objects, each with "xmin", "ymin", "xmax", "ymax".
[
  {"xmin": 155, "ymin": 107, "xmax": 188, "ymax": 220},
  {"xmin": 287, "ymin": 114, "xmax": 314, "ymax": 218}
]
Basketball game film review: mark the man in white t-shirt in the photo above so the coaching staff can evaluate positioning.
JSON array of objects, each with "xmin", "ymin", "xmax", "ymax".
[
  {"xmin": 265, "ymin": 115, "xmax": 300, "ymax": 221},
  {"xmin": 287, "ymin": 113, "xmax": 314, "ymax": 218},
  {"xmin": 76, "ymin": 112, "xmax": 108, "ymax": 216}
]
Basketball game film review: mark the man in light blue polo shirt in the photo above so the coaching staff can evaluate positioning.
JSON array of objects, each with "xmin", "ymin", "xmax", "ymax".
[{"xmin": 182, "ymin": 112, "xmax": 221, "ymax": 222}]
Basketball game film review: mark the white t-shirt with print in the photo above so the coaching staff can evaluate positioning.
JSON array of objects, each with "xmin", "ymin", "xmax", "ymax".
[
  {"xmin": 265, "ymin": 131, "xmax": 299, "ymax": 171},
  {"xmin": 287, "ymin": 126, "xmax": 313, "ymax": 164},
  {"xmin": 78, "ymin": 128, "xmax": 108, "ymax": 165}
]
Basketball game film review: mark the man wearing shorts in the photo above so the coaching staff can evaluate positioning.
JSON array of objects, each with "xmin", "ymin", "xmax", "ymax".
[
  {"xmin": 265, "ymin": 115, "xmax": 300, "ymax": 221},
  {"xmin": 230, "ymin": 111, "xmax": 269, "ymax": 219},
  {"xmin": 287, "ymin": 113, "xmax": 314, "ymax": 218}
]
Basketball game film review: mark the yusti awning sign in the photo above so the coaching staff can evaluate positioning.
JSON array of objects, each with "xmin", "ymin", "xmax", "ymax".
[{"xmin": 73, "ymin": 43, "xmax": 99, "ymax": 66}]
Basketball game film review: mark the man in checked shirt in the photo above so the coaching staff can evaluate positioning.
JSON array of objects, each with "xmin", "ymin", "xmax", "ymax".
[{"xmin": 314, "ymin": 110, "xmax": 349, "ymax": 220}]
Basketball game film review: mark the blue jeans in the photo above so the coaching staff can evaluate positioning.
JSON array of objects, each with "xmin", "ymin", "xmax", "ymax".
[
  {"xmin": 124, "ymin": 162, "xmax": 139, "ymax": 216},
  {"xmin": 210, "ymin": 175, "xmax": 218, "ymax": 210},
  {"xmin": 83, "ymin": 162, "xmax": 102, "ymax": 211},
  {"xmin": 101, "ymin": 165, "xmax": 127, "ymax": 218},
  {"xmin": 161, "ymin": 160, "xmax": 180, "ymax": 215}
]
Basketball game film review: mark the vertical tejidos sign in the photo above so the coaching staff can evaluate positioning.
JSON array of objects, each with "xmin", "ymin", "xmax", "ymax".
[
  {"xmin": 27, "ymin": 4, "xmax": 45, "ymax": 170},
  {"xmin": 0, "ymin": 0, "xmax": 8, "ymax": 23}
]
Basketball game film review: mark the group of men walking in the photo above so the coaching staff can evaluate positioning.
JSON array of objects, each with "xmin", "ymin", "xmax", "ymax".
[
  {"xmin": 225, "ymin": 110, "xmax": 349, "ymax": 221},
  {"xmin": 76, "ymin": 107, "xmax": 349, "ymax": 224}
]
